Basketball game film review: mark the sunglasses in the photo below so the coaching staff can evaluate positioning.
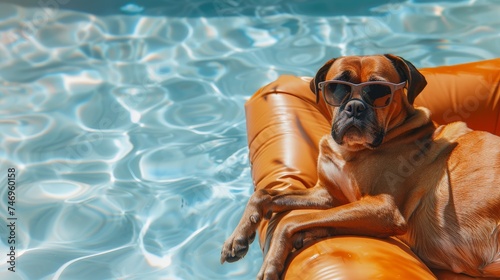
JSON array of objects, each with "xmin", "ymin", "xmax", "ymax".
[{"xmin": 318, "ymin": 80, "xmax": 407, "ymax": 108}]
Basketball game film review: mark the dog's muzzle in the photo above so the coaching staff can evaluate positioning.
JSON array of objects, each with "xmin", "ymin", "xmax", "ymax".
[
  {"xmin": 332, "ymin": 99, "xmax": 384, "ymax": 148},
  {"xmin": 344, "ymin": 99, "xmax": 367, "ymax": 119}
]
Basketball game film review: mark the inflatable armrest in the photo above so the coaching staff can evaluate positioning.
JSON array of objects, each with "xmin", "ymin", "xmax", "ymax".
[{"xmin": 417, "ymin": 58, "xmax": 500, "ymax": 134}]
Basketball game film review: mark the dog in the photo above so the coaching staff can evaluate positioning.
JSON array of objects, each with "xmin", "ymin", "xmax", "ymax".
[{"xmin": 221, "ymin": 54, "xmax": 500, "ymax": 280}]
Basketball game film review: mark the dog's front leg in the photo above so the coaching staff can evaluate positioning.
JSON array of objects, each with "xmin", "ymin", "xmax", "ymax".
[
  {"xmin": 221, "ymin": 186, "xmax": 335, "ymax": 264},
  {"xmin": 257, "ymin": 194, "xmax": 407, "ymax": 280}
]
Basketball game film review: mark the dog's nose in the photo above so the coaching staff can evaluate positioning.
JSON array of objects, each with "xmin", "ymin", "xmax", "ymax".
[{"xmin": 344, "ymin": 100, "xmax": 367, "ymax": 118}]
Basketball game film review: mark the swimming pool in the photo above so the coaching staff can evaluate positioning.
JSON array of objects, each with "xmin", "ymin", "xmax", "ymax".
[{"xmin": 0, "ymin": 0, "xmax": 499, "ymax": 279}]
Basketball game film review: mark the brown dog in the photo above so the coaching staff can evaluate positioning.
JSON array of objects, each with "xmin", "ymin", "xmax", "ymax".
[{"xmin": 221, "ymin": 54, "xmax": 500, "ymax": 280}]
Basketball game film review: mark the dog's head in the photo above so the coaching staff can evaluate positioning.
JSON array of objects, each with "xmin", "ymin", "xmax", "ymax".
[{"xmin": 310, "ymin": 54, "xmax": 427, "ymax": 151}]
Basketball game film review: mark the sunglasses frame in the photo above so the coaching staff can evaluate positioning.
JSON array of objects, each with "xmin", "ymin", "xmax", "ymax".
[{"xmin": 318, "ymin": 80, "xmax": 407, "ymax": 108}]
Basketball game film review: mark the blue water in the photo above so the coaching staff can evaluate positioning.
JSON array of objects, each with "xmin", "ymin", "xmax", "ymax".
[{"xmin": 0, "ymin": 0, "xmax": 499, "ymax": 279}]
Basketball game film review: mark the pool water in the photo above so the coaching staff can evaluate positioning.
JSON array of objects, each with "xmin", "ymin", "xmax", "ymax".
[{"xmin": 0, "ymin": 0, "xmax": 499, "ymax": 279}]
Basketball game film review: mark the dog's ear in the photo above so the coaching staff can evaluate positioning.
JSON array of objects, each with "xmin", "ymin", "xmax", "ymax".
[
  {"xmin": 310, "ymin": 58, "xmax": 337, "ymax": 103},
  {"xmin": 384, "ymin": 54, "xmax": 427, "ymax": 104}
]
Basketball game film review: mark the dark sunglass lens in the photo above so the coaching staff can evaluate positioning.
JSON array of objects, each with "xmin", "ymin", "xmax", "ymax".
[
  {"xmin": 362, "ymin": 84, "xmax": 392, "ymax": 107},
  {"xmin": 325, "ymin": 83, "xmax": 351, "ymax": 106}
]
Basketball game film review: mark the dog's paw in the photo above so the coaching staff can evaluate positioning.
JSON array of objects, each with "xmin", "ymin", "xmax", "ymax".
[
  {"xmin": 220, "ymin": 231, "xmax": 256, "ymax": 264},
  {"xmin": 256, "ymin": 260, "xmax": 282, "ymax": 280}
]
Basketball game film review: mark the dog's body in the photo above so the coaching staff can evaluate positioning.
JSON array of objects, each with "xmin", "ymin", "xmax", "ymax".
[{"xmin": 221, "ymin": 55, "xmax": 500, "ymax": 279}]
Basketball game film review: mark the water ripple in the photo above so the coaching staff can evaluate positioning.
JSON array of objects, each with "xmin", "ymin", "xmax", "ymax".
[{"xmin": 161, "ymin": 95, "xmax": 244, "ymax": 134}]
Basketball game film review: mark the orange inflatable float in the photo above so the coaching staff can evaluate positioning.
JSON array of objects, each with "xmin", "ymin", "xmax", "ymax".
[{"xmin": 244, "ymin": 58, "xmax": 500, "ymax": 280}]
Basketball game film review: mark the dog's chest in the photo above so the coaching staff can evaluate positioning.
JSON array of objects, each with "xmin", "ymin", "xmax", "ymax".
[
  {"xmin": 320, "ymin": 158, "xmax": 362, "ymax": 202},
  {"xmin": 318, "ymin": 138, "xmax": 387, "ymax": 202},
  {"xmin": 321, "ymin": 148, "xmax": 417, "ymax": 205}
]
